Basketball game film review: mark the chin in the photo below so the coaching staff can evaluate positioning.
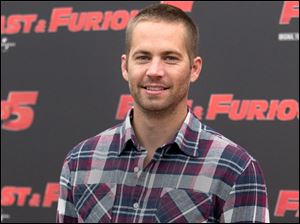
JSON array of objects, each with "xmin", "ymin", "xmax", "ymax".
[{"xmin": 139, "ymin": 101, "xmax": 177, "ymax": 113}]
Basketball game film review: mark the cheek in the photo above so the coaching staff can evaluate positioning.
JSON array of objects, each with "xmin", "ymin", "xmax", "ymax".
[
  {"xmin": 128, "ymin": 68, "xmax": 146, "ymax": 83},
  {"xmin": 173, "ymin": 69, "xmax": 191, "ymax": 85},
  {"xmin": 126, "ymin": 74, "xmax": 140, "ymax": 90}
]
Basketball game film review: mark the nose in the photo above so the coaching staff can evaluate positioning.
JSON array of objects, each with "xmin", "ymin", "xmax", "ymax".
[{"xmin": 145, "ymin": 58, "xmax": 165, "ymax": 78}]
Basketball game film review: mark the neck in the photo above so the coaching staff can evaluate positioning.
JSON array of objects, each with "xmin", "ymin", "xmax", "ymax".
[{"xmin": 132, "ymin": 102, "xmax": 188, "ymax": 153}]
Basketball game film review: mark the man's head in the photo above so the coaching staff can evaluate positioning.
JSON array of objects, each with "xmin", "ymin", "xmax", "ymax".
[
  {"xmin": 121, "ymin": 4, "xmax": 202, "ymax": 114},
  {"xmin": 125, "ymin": 4, "xmax": 199, "ymax": 65}
]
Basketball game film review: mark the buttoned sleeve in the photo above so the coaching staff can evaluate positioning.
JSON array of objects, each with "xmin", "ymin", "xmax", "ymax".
[{"xmin": 220, "ymin": 159, "xmax": 270, "ymax": 223}]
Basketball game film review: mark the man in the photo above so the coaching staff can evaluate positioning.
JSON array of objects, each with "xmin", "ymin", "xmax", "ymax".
[{"xmin": 57, "ymin": 4, "xmax": 269, "ymax": 223}]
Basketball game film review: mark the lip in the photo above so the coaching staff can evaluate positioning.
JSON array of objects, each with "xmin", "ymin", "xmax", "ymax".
[{"xmin": 141, "ymin": 85, "xmax": 169, "ymax": 95}]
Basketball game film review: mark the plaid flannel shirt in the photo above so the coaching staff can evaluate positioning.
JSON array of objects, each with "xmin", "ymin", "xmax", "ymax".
[{"xmin": 57, "ymin": 108, "xmax": 269, "ymax": 223}]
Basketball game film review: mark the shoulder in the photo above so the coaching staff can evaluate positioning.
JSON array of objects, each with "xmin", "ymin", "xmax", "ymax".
[
  {"xmin": 192, "ymin": 124, "xmax": 263, "ymax": 196},
  {"xmin": 199, "ymin": 124, "xmax": 255, "ymax": 175},
  {"xmin": 64, "ymin": 122, "xmax": 123, "ymax": 166}
]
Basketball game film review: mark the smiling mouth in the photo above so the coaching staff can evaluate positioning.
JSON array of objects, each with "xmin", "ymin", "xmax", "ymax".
[
  {"xmin": 143, "ymin": 86, "xmax": 169, "ymax": 91},
  {"xmin": 141, "ymin": 85, "xmax": 170, "ymax": 95}
]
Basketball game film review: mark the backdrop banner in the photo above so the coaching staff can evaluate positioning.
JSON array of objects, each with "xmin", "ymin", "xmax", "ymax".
[{"xmin": 1, "ymin": 1, "xmax": 299, "ymax": 223}]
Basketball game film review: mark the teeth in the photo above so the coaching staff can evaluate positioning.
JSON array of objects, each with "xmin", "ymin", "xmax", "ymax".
[{"xmin": 146, "ymin": 87, "xmax": 164, "ymax": 91}]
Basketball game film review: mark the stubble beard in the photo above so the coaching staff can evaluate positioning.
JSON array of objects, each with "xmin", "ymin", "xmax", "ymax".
[{"xmin": 129, "ymin": 81, "xmax": 190, "ymax": 117}]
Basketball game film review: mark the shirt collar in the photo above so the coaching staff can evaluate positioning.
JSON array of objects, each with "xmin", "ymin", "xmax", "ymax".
[
  {"xmin": 119, "ymin": 108, "xmax": 139, "ymax": 155},
  {"xmin": 119, "ymin": 107, "xmax": 202, "ymax": 157},
  {"xmin": 172, "ymin": 107, "xmax": 202, "ymax": 157}
]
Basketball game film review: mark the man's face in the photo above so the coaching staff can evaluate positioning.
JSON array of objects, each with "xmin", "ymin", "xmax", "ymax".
[{"xmin": 121, "ymin": 21, "xmax": 201, "ymax": 113}]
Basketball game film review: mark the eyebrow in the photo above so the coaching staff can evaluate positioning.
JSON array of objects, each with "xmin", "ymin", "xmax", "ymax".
[
  {"xmin": 132, "ymin": 50, "xmax": 183, "ymax": 58},
  {"xmin": 132, "ymin": 51, "xmax": 151, "ymax": 57}
]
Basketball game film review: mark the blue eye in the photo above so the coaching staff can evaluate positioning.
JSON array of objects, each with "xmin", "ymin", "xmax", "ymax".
[
  {"xmin": 165, "ymin": 56, "xmax": 178, "ymax": 63},
  {"xmin": 166, "ymin": 56, "xmax": 176, "ymax": 60},
  {"xmin": 135, "ymin": 56, "xmax": 150, "ymax": 63},
  {"xmin": 137, "ymin": 56, "xmax": 149, "ymax": 60}
]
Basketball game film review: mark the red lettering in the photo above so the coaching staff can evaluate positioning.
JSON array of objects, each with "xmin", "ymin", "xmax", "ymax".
[
  {"xmin": 49, "ymin": 8, "xmax": 139, "ymax": 33},
  {"xmin": 266, "ymin": 100, "xmax": 280, "ymax": 120},
  {"xmin": 49, "ymin": 7, "xmax": 73, "ymax": 32},
  {"xmin": 42, "ymin": 183, "xmax": 59, "ymax": 208},
  {"xmin": 22, "ymin": 15, "xmax": 38, "ymax": 33},
  {"xmin": 206, "ymin": 94, "xmax": 233, "ymax": 120},
  {"xmin": 101, "ymin": 11, "xmax": 113, "ymax": 31},
  {"xmin": 16, "ymin": 187, "xmax": 32, "ymax": 206},
  {"xmin": 5, "ymin": 15, "xmax": 23, "ymax": 34},
  {"xmin": 277, "ymin": 99, "xmax": 299, "ymax": 121},
  {"xmin": 1, "ymin": 187, "xmax": 16, "ymax": 206},
  {"xmin": 111, "ymin": 10, "xmax": 130, "ymax": 31},
  {"xmin": 280, "ymin": 1, "xmax": 299, "ymax": 25},
  {"xmin": 187, "ymin": 100, "xmax": 204, "ymax": 120},
  {"xmin": 1, "ymin": 16, "xmax": 6, "ymax": 34},
  {"xmin": 35, "ymin": 19, "xmax": 47, "ymax": 33},
  {"xmin": 68, "ymin": 12, "xmax": 103, "ymax": 32},
  {"xmin": 1, "ymin": 100, "xmax": 11, "ymax": 120},
  {"xmin": 116, "ymin": 95, "xmax": 134, "ymax": 120},
  {"xmin": 161, "ymin": 1, "xmax": 194, "ymax": 12},
  {"xmin": 206, "ymin": 94, "xmax": 298, "ymax": 121},
  {"xmin": 274, "ymin": 190, "xmax": 299, "ymax": 217},
  {"xmin": 246, "ymin": 100, "xmax": 269, "ymax": 120},
  {"xmin": 84, "ymin": 12, "xmax": 103, "ymax": 31},
  {"xmin": 1, "ymin": 186, "xmax": 32, "ymax": 207},
  {"xmin": 68, "ymin": 12, "xmax": 86, "ymax": 32},
  {"xmin": 2, "ymin": 91, "xmax": 39, "ymax": 131},
  {"xmin": 229, "ymin": 100, "xmax": 250, "ymax": 120},
  {"xmin": 1, "ymin": 14, "xmax": 37, "ymax": 34},
  {"xmin": 29, "ymin": 193, "xmax": 41, "ymax": 207},
  {"xmin": 193, "ymin": 105, "xmax": 204, "ymax": 120}
]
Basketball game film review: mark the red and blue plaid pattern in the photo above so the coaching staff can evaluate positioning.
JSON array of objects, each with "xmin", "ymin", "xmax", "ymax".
[{"xmin": 57, "ymin": 108, "xmax": 269, "ymax": 223}]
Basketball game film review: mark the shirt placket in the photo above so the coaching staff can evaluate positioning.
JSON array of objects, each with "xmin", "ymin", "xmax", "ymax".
[{"xmin": 131, "ymin": 148, "xmax": 164, "ymax": 223}]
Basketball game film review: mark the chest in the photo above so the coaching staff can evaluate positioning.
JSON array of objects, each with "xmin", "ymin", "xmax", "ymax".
[{"xmin": 72, "ymin": 154, "xmax": 215, "ymax": 223}]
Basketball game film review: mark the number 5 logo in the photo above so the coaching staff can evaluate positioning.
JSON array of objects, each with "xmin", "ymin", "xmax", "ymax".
[{"xmin": 1, "ymin": 91, "xmax": 39, "ymax": 131}]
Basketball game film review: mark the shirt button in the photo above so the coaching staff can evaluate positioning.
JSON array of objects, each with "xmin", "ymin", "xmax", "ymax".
[
  {"xmin": 133, "ymin": 202, "xmax": 139, "ymax": 210},
  {"xmin": 134, "ymin": 166, "xmax": 140, "ymax": 173}
]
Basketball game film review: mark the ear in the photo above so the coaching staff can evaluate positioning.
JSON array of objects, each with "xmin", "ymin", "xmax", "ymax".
[
  {"xmin": 190, "ymin": 56, "xmax": 202, "ymax": 83},
  {"xmin": 121, "ymin": 54, "xmax": 129, "ymax": 82}
]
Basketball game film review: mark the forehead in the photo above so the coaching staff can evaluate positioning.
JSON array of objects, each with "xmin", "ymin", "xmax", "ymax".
[{"xmin": 130, "ymin": 21, "xmax": 188, "ymax": 55}]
